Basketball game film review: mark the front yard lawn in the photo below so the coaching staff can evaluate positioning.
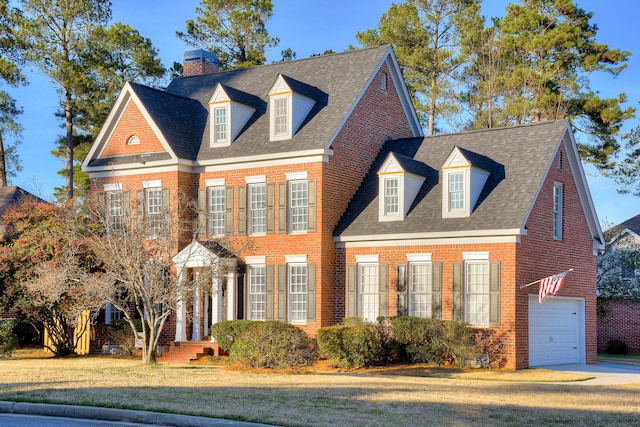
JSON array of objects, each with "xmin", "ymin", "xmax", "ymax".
[{"xmin": 1, "ymin": 350, "xmax": 639, "ymax": 426}]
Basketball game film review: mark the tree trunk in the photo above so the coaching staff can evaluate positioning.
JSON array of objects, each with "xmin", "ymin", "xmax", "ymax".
[
  {"xmin": 0, "ymin": 131, "xmax": 6, "ymax": 186},
  {"xmin": 65, "ymin": 90, "xmax": 74, "ymax": 200}
]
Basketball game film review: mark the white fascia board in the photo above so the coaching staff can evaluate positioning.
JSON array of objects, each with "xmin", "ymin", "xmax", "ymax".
[
  {"xmin": 195, "ymin": 149, "xmax": 331, "ymax": 172},
  {"xmin": 324, "ymin": 47, "xmax": 423, "ymax": 150},
  {"xmin": 85, "ymin": 164, "xmax": 182, "ymax": 179},
  {"xmin": 335, "ymin": 228, "xmax": 526, "ymax": 243},
  {"xmin": 336, "ymin": 235, "xmax": 521, "ymax": 249}
]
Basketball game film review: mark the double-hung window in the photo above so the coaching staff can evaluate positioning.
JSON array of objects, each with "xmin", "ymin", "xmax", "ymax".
[
  {"xmin": 249, "ymin": 183, "xmax": 267, "ymax": 234},
  {"xmin": 274, "ymin": 97, "xmax": 288, "ymax": 136},
  {"xmin": 410, "ymin": 262, "xmax": 432, "ymax": 318},
  {"xmin": 107, "ymin": 191, "xmax": 124, "ymax": 232},
  {"xmin": 553, "ymin": 183, "xmax": 563, "ymax": 240},
  {"xmin": 466, "ymin": 261, "xmax": 490, "ymax": 327},
  {"xmin": 449, "ymin": 172, "xmax": 465, "ymax": 211},
  {"xmin": 384, "ymin": 177, "xmax": 399, "ymax": 215},
  {"xmin": 248, "ymin": 265, "xmax": 266, "ymax": 320},
  {"xmin": 289, "ymin": 263, "xmax": 307, "ymax": 324},
  {"xmin": 208, "ymin": 186, "xmax": 226, "ymax": 237},
  {"xmin": 359, "ymin": 264, "xmax": 379, "ymax": 322},
  {"xmin": 105, "ymin": 302, "xmax": 123, "ymax": 324},
  {"xmin": 213, "ymin": 107, "xmax": 228, "ymax": 143},
  {"xmin": 290, "ymin": 180, "xmax": 308, "ymax": 232},
  {"xmin": 146, "ymin": 187, "xmax": 164, "ymax": 236}
]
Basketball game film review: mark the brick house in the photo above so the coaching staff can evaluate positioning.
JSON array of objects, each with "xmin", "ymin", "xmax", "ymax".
[
  {"xmin": 597, "ymin": 214, "xmax": 640, "ymax": 355},
  {"xmin": 82, "ymin": 46, "xmax": 603, "ymax": 369}
]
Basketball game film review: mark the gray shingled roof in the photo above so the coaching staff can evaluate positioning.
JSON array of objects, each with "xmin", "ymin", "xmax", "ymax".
[
  {"xmin": 604, "ymin": 213, "xmax": 640, "ymax": 242},
  {"xmin": 335, "ymin": 120, "xmax": 569, "ymax": 237},
  {"xmin": 162, "ymin": 45, "xmax": 391, "ymax": 161}
]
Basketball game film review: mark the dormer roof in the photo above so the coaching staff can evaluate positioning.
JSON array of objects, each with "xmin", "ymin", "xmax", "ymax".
[{"xmin": 335, "ymin": 120, "xmax": 602, "ymax": 249}]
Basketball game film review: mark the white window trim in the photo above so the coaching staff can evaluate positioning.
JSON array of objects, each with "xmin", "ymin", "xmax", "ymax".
[
  {"xmin": 127, "ymin": 135, "xmax": 140, "ymax": 145},
  {"xmin": 245, "ymin": 256, "xmax": 266, "ymax": 265},
  {"xmin": 103, "ymin": 183, "xmax": 122, "ymax": 192},
  {"xmin": 212, "ymin": 105, "xmax": 229, "ymax": 144},
  {"xmin": 245, "ymin": 175, "xmax": 266, "ymax": 184},
  {"xmin": 286, "ymin": 171, "xmax": 308, "ymax": 181},
  {"xmin": 442, "ymin": 169, "xmax": 470, "ymax": 218},
  {"xmin": 378, "ymin": 173, "xmax": 404, "ymax": 222},
  {"xmin": 270, "ymin": 94, "xmax": 292, "ymax": 141},
  {"xmin": 358, "ymin": 262, "xmax": 380, "ymax": 323},
  {"xmin": 462, "ymin": 252, "xmax": 490, "ymax": 261},
  {"xmin": 407, "ymin": 253, "xmax": 432, "ymax": 262},
  {"xmin": 248, "ymin": 182, "xmax": 267, "ymax": 236},
  {"xmin": 464, "ymin": 260, "xmax": 490, "ymax": 328},
  {"xmin": 553, "ymin": 182, "xmax": 563, "ymax": 240},
  {"xmin": 409, "ymin": 261, "xmax": 433, "ymax": 318},
  {"xmin": 247, "ymin": 263, "xmax": 267, "ymax": 321},
  {"xmin": 208, "ymin": 186, "xmax": 226, "ymax": 237},
  {"xmin": 356, "ymin": 254, "xmax": 379, "ymax": 263},
  {"xmin": 288, "ymin": 179, "xmax": 308, "ymax": 234},
  {"xmin": 206, "ymin": 178, "xmax": 225, "ymax": 187},
  {"xmin": 143, "ymin": 180, "xmax": 162, "ymax": 189},
  {"xmin": 288, "ymin": 262, "xmax": 308, "ymax": 325}
]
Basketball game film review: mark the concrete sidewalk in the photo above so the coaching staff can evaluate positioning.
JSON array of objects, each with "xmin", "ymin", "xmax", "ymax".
[
  {"xmin": 0, "ymin": 401, "xmax": 276, "ymax": 427},
  {"xmin": 540, "ymin": 361, "xmax": 640, "ymax": 385}
]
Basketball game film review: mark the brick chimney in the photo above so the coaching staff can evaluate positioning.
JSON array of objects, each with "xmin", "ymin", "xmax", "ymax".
[{"xmin": 183, "ymin": 49, "xmax": 220, "ymax": 77}]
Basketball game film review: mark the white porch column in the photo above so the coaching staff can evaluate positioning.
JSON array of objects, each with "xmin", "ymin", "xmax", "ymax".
[
  {"xmin": 192, "ymin": 271, "xmax": 201, "ymax": 341},
  {"xmin": 226, "ymin": 269, "xmax": 236, "ymax": 321},
  {"xmin": 175, "ymin": 269, "xmax": 187, "ymax": 341},
  {"xmin": 203, "ymin": 287, "xmax": 210, "ymax": 339}
]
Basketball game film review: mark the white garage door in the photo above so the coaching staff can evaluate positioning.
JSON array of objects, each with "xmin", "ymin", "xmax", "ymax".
[{"xmin": 528, "ymin": 296, "xmax": 585, "ymax": 367}]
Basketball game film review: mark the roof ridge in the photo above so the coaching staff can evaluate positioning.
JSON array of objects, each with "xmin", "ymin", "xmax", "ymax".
[{"xmin": 422, "ymin": 119, "xmax": 568, "ymax": 140}]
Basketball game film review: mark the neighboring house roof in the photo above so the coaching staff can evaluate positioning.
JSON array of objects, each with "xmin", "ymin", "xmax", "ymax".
[
  {"xmin": 0, "ymin": 186, "xmax": 47, "ymax": 215},
  {"xmin": 335, "ymin": 120, "xmax": 604, "ymax": 251},
  {"xmin": 603, "ymin": 213, "xmax": 640, "ymax": 245},
  {"xmin": 83, "ymin": 45, "xmax": 421, "ymax": 170}
]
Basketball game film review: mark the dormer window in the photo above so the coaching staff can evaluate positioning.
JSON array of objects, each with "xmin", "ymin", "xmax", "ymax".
[
  {"xmin": 384, "ymin": 177, "xmax": 399, "ymax": 215},
  {"xmin": 209, "ymin": 83, "xmax": 256, "ymax": 147},
  {"xmin": 441, "ymin": 146, "xmax": 491, "ymax": 218},
  {"xmin": 448, "ymin": 171, "xmax": 465, "ymax": 212},
  {"xmin": 214, "ymin": 106, "xmax": 228, "ymax": 143},
  {"xmin": 269, "ymin": 74, "xmax": 317, "ymax": 141},
  {"xmin": 377, "ymin": 153, "xmax": 427, "ymax": 222},
  {"xmin": 274, "ymin": 97, "xmax": 289, "ymax": 136}
]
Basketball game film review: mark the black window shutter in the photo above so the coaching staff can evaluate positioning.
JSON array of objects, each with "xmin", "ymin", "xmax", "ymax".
[
  {"xmin": 346, "ymin": 265, "xmax": 357, "ymax": 318},
  {"xmin": 396, "ymin": 264, "xmax": 407, "ymax": 317},
  {"xmin": 307, "ymin": 264, "xmax": 316, "ymax": 322},
  {"xmin": 452, "ymin": 262, "xmax": 463, "ymax": 321},
  {"xmin": 277, "ymin": 265, "xmax": 287, "ymax": 322},
  {"xmin": 266, "ymin": 265, "xmax": 274, "ymax": 320},
  {"xmin": 432, "ymin": 262, "xmax": 443, "ymax": 320},
  {"xmin": 489, "ymin": 262, "xmax": 501, "ymax": 326},
  {"xmin": 379, "ymin": 264, "xmax": 389, "ymax": 318}
]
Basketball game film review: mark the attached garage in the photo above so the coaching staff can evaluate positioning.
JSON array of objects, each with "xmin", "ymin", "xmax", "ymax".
[{"xmin": 528, "ymin": 296, "xmax": 585, "ymax": 367}]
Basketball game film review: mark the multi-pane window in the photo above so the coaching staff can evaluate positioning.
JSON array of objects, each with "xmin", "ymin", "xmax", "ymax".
[
  {"xmin": 105, "ymin": 302, "xmax": 123, "ymax": 324},
  {"xmin": 360, "ymin": 264, "xmax": 379, "ymax": 322},
  {"xmin": 107, "ymin": 191, "xmax": 124, "ymax": 232},
  {"xmin": 249, "ymin": 184, "xmax": 267, "ymax": 234},
  {"xmin": 248, "ymin": 265, "xmax": 266, "ymax": 320},
  {"xmin": 274, "ymin": 97, "xmax": 288, "ymax": 136},
  {"xmin": 289, "ymin": 264, "xmax": 307, "ymax": 323},
  {"xmin": 208, "ymin": 186, "xmax": 226, "ymax": 236},
  {"xmin": 146, "ymin": 188, "xmax": 163, "ymax": 236},
  {"xmin": 214, "ymin": 107, "xmax": 227, "ymax": 143},
  {"xmin": 553, "ymin": 183, "xmax": 563, "ymax": 240},
  {"xmin": 290, "ymin": 180, "xmax": 308, "ymax": 232},
  {"xmin": 410, "ymin": 263, "xmax": 432, "ymax": 318},
  {"xmin": 466, "ymin": 262, "xmax": 489, "ymax": 327},
  {"xmin": 449, "ymin": 172, "xmax": 464, "ymax": 211},
  {"xmin": 384, "ymin": 177, "xmax": 399, "ymax": 215}
]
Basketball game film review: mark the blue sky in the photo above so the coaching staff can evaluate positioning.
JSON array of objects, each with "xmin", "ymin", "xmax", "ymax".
[{"xmin": 7, "ymin": 0, "xmax": 639, "ymax": 228}]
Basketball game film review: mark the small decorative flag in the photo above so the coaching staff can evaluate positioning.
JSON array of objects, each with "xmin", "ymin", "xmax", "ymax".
[{"xmin": 538, "ymin": 270, "xmax": 569, "ymax": 303}]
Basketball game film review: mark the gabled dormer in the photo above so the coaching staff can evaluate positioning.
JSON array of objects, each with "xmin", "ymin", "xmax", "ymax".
[
  {"xmin": 268, "ymin": 74, "xmax": 317, "ymax": 141},
  {"xmin": 209, "ymin": 84, "xmax": 256, "ymax": 147},
  {"xmin": 441, "ymin": 146, "xmax": 490, "ymax": 218},
  {"xmin": 378, "ymin": 153, "xmax": 427, "ymax": 222}
]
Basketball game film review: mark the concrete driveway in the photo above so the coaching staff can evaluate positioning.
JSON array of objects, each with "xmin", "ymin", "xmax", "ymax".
[{"xmin": 540, "ymin": 361, "xmax": 640, "ymax": 385}]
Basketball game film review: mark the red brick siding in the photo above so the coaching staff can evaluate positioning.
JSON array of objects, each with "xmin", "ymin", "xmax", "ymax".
[
  {"xmin": 517, "ymin": 142, "xmax": 598, "ymax": 369},
  {"xmin": 340, "ymin": 242, "xmax": 517, "ymax": 368},
  {"xmin": 598, "ymin": 299, "xmax": 640, "ymax": 354},
  {"xmin": 100, "ymin": 101, "xmax": 166, "ymax": 157}
]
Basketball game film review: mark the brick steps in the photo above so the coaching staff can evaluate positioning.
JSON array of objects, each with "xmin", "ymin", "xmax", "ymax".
[{"xmin": 158, "ymin": 340, "xmax": 221, "ymax": 363}]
